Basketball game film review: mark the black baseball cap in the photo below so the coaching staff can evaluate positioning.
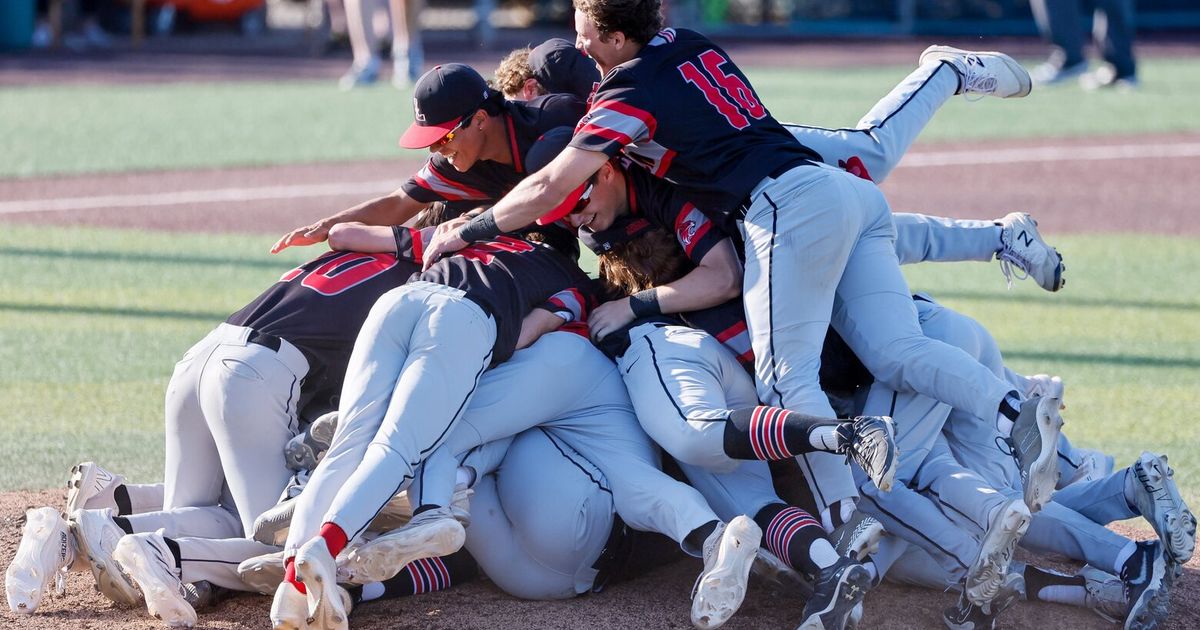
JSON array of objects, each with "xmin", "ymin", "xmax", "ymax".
[
  {"xmin": 525, "ymin": 127, "xmax": 590, "ymax": 226},
  {"xmin": 529, "ymin": 38, "xmax": 601, "ymax": 102},
  {"xmin": 399, "ymin": 64, "xmax": 492, "ymax": 149}
]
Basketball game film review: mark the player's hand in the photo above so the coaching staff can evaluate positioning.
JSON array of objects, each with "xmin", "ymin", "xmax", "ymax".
[
  {"xmin": 588, "ymin": 298, "xmax": 636, "ymax": 342},
  {"xmin": 271, "ymin": 220, "xmax": 333, "ymax": 254},
  {"xmin": 423, "ymin": 224, "xmax": 468, "ymax": 270}
]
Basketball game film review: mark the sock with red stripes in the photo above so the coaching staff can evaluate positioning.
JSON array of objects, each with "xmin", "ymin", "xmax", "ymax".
[
  {"xmin": 346, "ymin": 550, "xmax": 479, "ymax": 603},
  {"xmin": 284, "ymin": 556, "xmax": 306, "ymax": 594},
  {"xmin": 754, "ymin": 503, "xmax": 836, "ymax": 579},
  {"xmin": 319, "ymin": 522, "xmax": 349, "ymax": 558},
  {"xmin": 723, "ymin": 406, "xmax": 846, "ymax": 461}
]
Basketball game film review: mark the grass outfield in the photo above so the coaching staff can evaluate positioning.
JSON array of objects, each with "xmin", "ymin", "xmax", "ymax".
[
  {"xmin": 3, "ymin": 57, "xmax": 1200, "ymax": 178},
  {"xmin": 1, "ymin": 225, "xmax": 1197, "ymax": 507}
]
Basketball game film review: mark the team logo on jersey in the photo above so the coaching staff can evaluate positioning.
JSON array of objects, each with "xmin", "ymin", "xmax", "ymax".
[
  {"xmin": 414, "ymin": 97, "xmax": 426, "ymax": 123},
  {"xmin": 677, "ymin": 219, "xmax": 699, "ymax": 247}
]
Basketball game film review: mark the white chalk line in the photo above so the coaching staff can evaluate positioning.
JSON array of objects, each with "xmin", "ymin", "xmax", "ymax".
[{"xmin": 2, "ymin": 141, "xmax": 1199, "ymax": 215}]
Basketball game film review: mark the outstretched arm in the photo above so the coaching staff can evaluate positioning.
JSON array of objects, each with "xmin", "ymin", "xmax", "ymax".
[{"xmin": 271, "ymin": 189, "xmax": 426, "ymax": 253}]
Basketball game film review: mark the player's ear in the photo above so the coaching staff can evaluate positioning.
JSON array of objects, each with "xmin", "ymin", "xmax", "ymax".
[{"xmin": 601, "ymin": 29, "xmax": 626, "ymax": 49}]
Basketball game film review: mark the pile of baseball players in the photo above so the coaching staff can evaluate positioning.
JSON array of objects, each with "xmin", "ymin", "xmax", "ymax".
[{"xmin": 7, "ymin": 1, "xmax": 1195, "ymax": 629}]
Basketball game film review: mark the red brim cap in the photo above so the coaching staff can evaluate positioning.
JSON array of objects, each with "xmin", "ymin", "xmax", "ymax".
[
  {"xmin": 398, "ymin": 116, "xmax": 464, "ymax": 149},
  {"xmin": 535, "ymin": 182, "xmax": 588, "ymax": 226}
]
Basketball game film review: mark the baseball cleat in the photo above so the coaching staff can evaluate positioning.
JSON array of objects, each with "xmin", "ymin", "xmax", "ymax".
[
  {"xmin": 113, "ymin": 530, "xmax": 197, "ymax": 628},
  {"xmin": 919, "ymin": 46, "xmax": 1032, "ymax": 98},
  {"xmin": 943, "ymin": 571, "xmax": 1021, "ymax": 630},
  {"xmin": 370, "ymin": 483, "xmax": 474, "ymax": 532},
  {"xmin": 1130, "ymin": 452, "xmax": 1196, "ymax": 564},
  {"xmin": 839, "ymin": 416, "xmax": 897, "ymax": 492},
  {"xmin": 5, "ymin": 507, "xmax": 76, "ymax": 614},
  {"xmin": 830, "ymin": 512, "xmax": 884, "ymax": 562},
  {"xmin": 749, "ymin": 549, "xmax": 810, "ymax": 598},
  {"xmin": 1078, "ymin": 565, "xmax": 1128, "ymax": 624},
  {"xmin": 181, "ymin": 580, "xmax": 226, "ymax": 611},
  {"xmin": 1061, "ymin": 447, "xmax": 1114, "ymax": 488},
  {"xmin": 964, "ymin": 499, "xmax": 1030, "ymax": 606},
  {"xmin": 284, "ymin": 411, "xmax": 339, "ymax": 472},
  {"xmin": 253, "ymin": 497, "xmax": 298, "ymax": 547},
  {"xmin": 690, "ymin": 515, "xmax": 761, "ymax": 630},
  {"xmin": 294, "ymin": 537, "xmax": 349, "ymax": 630},
  {"xmin": 1121, "ymin": 541, "xmax": 1171, "ymax": 630},
  {"xmin": 996, "ymin": 212, "xmax": 1065, "ymax": 292},
  {"xmin": 1007, "ymin": 395, "xmax": 1063, "ymax": 513},
  {"xmin": 66, "ymin": 461, "xmax": 124, "ymax": 514},
  {"xmin": 341, "ymin": 506, "xmax": 466, "ymax": 584},
  {"xmin": 1023, "ymin": 374, "xmax": 1065, "ymax": 408},
  {"xmin": 797, "ymin": 556, "xmax": 872, "ymax": 630},
  {"xmin": 270, "ymin": 580, "xmax": 309, "ymax": 630},
  {"xmin": 71, "ymin": 508, "xmax": 142, "ymax": 606},
  {"xmin": 237, "ymin": 551, "xmax": 286, "ymax": 595}
]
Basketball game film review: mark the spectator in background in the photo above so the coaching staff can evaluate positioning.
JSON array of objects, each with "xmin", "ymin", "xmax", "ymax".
[
  {"xmin": 493, "ymin": 38, "xmax": 599, "ymax": 102},
  {"xmin": 340, "ymin": 0, "xmax": 424, "ymax": 90},
  {"xmin": 1029, "ymin": 0, "xmax": 1138, "ymax": 89},
  {"xmin": 33, "ymin": 0, "xmax": 112, "ymax": 49}
]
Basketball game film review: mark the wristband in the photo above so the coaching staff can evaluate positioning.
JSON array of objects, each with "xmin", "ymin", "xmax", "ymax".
[
  {"xmin": 458, "ymin": 208, "xmax": 502, "ymax": 243},
  {"xmin": 628, "ymin": 288, "xmax": 662, "ymax": 318}
]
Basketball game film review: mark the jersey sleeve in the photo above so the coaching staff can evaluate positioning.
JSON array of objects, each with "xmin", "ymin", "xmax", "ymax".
[
  {"xmin": 569, "ymin": 69, "xmax": 656, "ymax": 157},
  {"xmin": 536, "ymin": 287, "xmax": 589, "ymax": 323},
  {"xmin": 400, "ymin": 157, "xmax": 493, "ymax": 203},
  {"xmin": 390, "ymin": 226, "xmax": 429, "ymax": 263}
]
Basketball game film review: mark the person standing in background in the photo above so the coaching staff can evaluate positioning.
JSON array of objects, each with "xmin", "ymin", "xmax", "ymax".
[
  {"xmin": 340, "ymin": 0, "xmax": 424, "ymax": 89},
  {"xmin": 1028, "ymin": 0, "xmax": 1139, "ymax": 89}
]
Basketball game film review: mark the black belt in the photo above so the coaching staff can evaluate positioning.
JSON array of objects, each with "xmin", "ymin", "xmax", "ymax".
[
  {"xmin": 737, "ymin": 158, "xmax": 817, "ymax": 216},
  {"xmin": 247, "ymin": 329, "xmax": 283, "ymax": 352}
]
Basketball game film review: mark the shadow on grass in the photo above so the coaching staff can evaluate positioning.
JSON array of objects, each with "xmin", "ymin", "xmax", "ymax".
[
  {"xmin": 0, "ymin": 301, "xmax": 225, "ymax": 322},
  {"xmin": 927, "ymin": 290, "xmax": 1200, "ymax": 313},
  {"xmin": 1003, "ymin": 350, "xmax": 1200, "ymax": 370},
  {"xmin": 0, "ymin": 246, "xmax": 294, "ymax": 270}
]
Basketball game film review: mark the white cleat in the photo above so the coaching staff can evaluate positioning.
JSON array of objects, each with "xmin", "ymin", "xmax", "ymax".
[
  {"xmin": 238, "ymin": 551, "xmax": 286, "ymax": 595},
  {"xmin": 749, "ymin": 549, "xmax": 808, "ymax": 598},
  {"xmin": 66, "ymin": 461, "xmax": 125, "ymax": 514},
  {"xmin": 370, "ymin": 484, "xmax": 474, "ymax": 532},
  {"xmin": 919, "ymin": 45, "xmax": 1033, "ymax": 98},
  {"xmin": 830, "ymin": 512, "xmax": 885, "ymax": 562},
  {"xmin": 1061, "ymin": 447, "xmax": 1115, "ymax": 488},
  {"xmin": 113, "ymin": 531, "xmax": 196, "ymax": 628},
  {"xmin": 1024, "ymin": 374, "xmax": 1066, "ymax": 408},
  {"xmin": 1131, "ymin": 452, "xmax": 1196, "ymax": 564},
  {"xmin": 1078, "ymin": 565, "xmax": 1129, "ymax": 624},
  {"xmin": 996, "ymin": 212, "xmax": 1065, "ymax": 292},
  {"xmin": 341, "ymin": 506, "xmax": 465, "ymax": 584},
  {"xmin": 270, "ymin": 579, "xmax": 310, "ymax": 630},
  {"xmin": 71, "ymin": 508, "xmax": 142, "ymax": 606},
  {"xmin": 964, "ymin": 499, "xmax": 1031, "ymax": 606},
  {"xmin": 841, "ymin": 416, "xmax": 897, "ymax": 492},
  {"xmin": 294, "ymin": 538, "xmax": 349, "ymax": 630},
  {"xmin": 1008, "ymin": 395, "xmax": 1064, "ymax": 513},
  {"xmin": 690, "ymin": 515, "xmax": 762, "ymax": 630},
  {"xmin": 5, "ymin": 507, "xmax": 76, "ymax": 614}
]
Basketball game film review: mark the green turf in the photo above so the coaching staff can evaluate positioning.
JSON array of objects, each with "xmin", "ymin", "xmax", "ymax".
[
  {"xmin": 3, "ymin": 57, "xmax": 1199, "ymax": 178},
  {"xmin": 1, "ymin": 225, "xmax": 1197, "ymax": 511}
]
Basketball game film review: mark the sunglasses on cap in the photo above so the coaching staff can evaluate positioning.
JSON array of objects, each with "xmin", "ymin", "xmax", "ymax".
[{"xmin": 432, "ymin": 113, "xmax": 477, "ymax": 149}]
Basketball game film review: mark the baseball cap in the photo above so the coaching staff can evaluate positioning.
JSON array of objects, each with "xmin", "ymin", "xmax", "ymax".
[
  {"xmin": 529, "ymin": 38, "xmax": 601, "ymax": 102},
  {"xmin": 524, "ymin": 126, "xmax": 590, "ymax": 226},
  {"xmin": 399, "ymin": 64, "xmax": 492, "ymax": 149}
]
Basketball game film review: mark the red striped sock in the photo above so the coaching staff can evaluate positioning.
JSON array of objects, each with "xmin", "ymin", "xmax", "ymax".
[
  {"xmin": 405, "ymin": 556, "xmax": 453, "ymax": 594},
  {"xmin": 757, "ymin": 504, "xmax": 825, "ymax": 577}
]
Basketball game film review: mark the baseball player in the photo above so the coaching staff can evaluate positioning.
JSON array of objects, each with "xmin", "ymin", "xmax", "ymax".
[
  {"xmin": 423, "ymin": 12, "xmax": 1066, "ymax": 546},
  {"xmin": 494, "ymin": 37, "xmax": 600, "ymax": 103},
  {"xmin": 270, "ymin": 63, "xmax": 585, "ymax": 256}
]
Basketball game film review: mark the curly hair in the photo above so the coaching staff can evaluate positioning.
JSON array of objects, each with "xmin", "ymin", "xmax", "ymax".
[
  {"xmin": 573, "ymin": 0, "xmax": 663, "ymax": 45},
  {"xmin": 596, "ymin": 226, "xmax": 691, "ymax": 300},
  {"xmin": 494, "ymin": 46, "xmax": 545, "ymax": 99}
]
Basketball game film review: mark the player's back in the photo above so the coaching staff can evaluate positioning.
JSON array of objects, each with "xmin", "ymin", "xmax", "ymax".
[{"xmin": 575, "ymin": 28, "xmax": 819, "ymax": 221}]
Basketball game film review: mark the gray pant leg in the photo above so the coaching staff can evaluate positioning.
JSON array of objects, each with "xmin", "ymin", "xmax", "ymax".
[
  {"xmin": 857, "ymin": 484, "xmax": 975, "ymax": 581},
  {"xmin": 125, "ymin": 506, "xmax": 243, "ymax": 540},
  {"xmin": 1024, "ymin": 502, "xmax": 1128, "ymax": 572},
  {"xmin": 1030, "ymin": 0, "xmax": 1088, "ymax": 67},
  {"xmin": 914, "ymin": 437, "xmax": 1013, "ymax": 536},
  {"xmin": 783, "ymin": 61, "xmax": 958, "ymax": 184},
  {"xmin": 892, "ymin": 214, "xmax": 1000, "ymax": 266},
  {"xmin": 163, "ymin": 329, "xmax": 225, "ymax": 510},
  {"xmin": 176, "ymin": 536, "xmax": 280, "ymax": 592},
  {"xmin": 680, "ymin": 460, "xmax": 780, "ymax": 523},
  {"xmin": 886, "ymin": 544, "xmax": 961, "ymax": 591},
  {"xmin": 1094, "ymin": 0, "xmax": 1137, "ymax": 77},
  {"xmin": 1050, "ymin": 467, "xmax": 1136, "ymax": 524},
  {"xmin": 464, "ymin": 430, "xmax": 613, "ymax": 600}
]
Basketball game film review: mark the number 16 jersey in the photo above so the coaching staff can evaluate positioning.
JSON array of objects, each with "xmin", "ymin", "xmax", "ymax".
[{"xmin": 569, "ymin": 28, "xmax": 820, "ymax": 231}]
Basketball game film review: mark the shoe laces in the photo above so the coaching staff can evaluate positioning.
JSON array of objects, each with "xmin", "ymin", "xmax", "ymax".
[
  {"xmin": 959, "ymin": 57, "xmax": 996, "ymax": 102},
  {"xmin": 997, "ymin": 252, "xmax": 1031, "ymax": 290}
]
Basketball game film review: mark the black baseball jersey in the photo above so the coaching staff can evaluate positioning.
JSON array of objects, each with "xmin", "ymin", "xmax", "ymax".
[
  {"xmin": 393, "ymin": 228, "xmax": 596, "ymax": 365},
  {"xmin": 401, "ymin": 94, "xmax": 587, "ymax": 205},
  {"xmin": 227, "ymin": 251, "xmax": 421, "ymax": 413},
  {"xmin": 569, "ymin": 28, "xmax": 819, "ymax": 230}
]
